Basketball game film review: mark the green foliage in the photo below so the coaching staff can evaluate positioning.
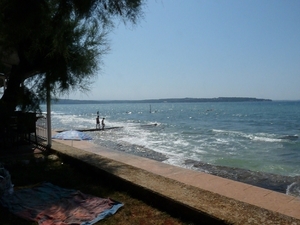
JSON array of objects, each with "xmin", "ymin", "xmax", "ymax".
[{"xmin": 0, "ymin": 0, "xmax": 144, "ymax": 112}]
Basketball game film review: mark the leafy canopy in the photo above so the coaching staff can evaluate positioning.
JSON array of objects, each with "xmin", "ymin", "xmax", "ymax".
[{"xmin": 0, "ymin": 0, "xmax": 143, "ymax": 111}]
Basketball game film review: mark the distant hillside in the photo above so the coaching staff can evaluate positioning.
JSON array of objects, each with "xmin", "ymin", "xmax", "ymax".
[{"xmin": 53, "ymin": 97, "xmax": 272, "ymax": 104}]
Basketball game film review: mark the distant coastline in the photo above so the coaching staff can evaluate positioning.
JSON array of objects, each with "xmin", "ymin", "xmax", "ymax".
[{"xmin": 53, "ymin": 97, "xmax": 272, "ymax": 104}]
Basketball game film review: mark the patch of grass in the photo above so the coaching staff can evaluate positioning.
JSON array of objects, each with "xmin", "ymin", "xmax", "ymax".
[{"xmin": 0, "ymin": 153, "xmax": 192, "ymax": 225}]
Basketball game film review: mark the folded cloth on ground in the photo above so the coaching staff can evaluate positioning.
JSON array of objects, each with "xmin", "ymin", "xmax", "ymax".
[{"xmin": 0, "ymin": 182, "xmax": 123, "ymax": 225}]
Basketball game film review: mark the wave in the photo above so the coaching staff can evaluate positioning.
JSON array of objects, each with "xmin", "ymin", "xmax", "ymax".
[
  {"xmin": 286, "ymin": 181, "xmax": 300, "ymax": 197},
  {"xmin": 250, "ymin": 135, "xmax": 281, "ymax": 142},
  {"xmin": 278, "ymin": 135, "xmax": 298, "ymax": 141},
  {"xmin": 212, "ymin": 129, "xmax": 291, "ymax": 143},
  {"xmin": 50, "ymin": 111, "xmax": 66, "ymax": 115}
]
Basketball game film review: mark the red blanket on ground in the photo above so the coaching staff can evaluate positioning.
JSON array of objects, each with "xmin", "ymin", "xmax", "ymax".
[{"xmin": 0, "ymin": 182, "xmax": 123, "ymax": 225}]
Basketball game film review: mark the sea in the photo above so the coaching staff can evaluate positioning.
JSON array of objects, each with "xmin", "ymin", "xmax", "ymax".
[{"xmin": 41, "ymin": 101, "xmax": 300, "ymax": 197}]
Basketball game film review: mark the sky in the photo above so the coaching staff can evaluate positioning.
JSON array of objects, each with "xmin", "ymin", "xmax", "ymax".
[{"xmin": 71, "ymin": 0, "xmax": 300, "ymax": 101}]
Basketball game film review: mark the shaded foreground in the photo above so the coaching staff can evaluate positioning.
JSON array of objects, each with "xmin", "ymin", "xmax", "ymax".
[
  {"xmin": 2, "ymin": 141, "xmax": 300, "ymax": 225},
  {"xmin": 0, "ymin": 146, "xmax": 192, "ymax": 225}
]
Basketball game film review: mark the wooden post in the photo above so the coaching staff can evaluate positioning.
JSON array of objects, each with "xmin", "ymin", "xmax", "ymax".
[{"xmin": 46, "ymin": 82, "xmax": 52, "ymax": 149}]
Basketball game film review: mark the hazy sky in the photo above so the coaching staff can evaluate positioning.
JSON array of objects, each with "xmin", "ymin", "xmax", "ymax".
[{"xmin": 71, "ymin": 0, "xmax": 300, "ymax": 101}]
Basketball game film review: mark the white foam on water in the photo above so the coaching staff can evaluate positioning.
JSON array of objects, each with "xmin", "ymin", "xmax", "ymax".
[
  {"xmin": 286, "ymin": 182, "xmax": 300, "ymax": 197},
  {"xmin": 251, "ymin": 136, "xmax": 280, "ymax": 142},
  {"xmin": 172, "ymin": 139, "xmax": 190, "ymax": 147},
  {"xmin": 213, "ymin": 129, "xmax": 247, "ymax": 140},
  {"xmin": 163, "ymin": 154, "xmax": 193, "ymax": 169},
  {"xmin": 212, "ymin": 129, "xmax": 227, "ymax": 133},
  {"xmin": 213, "ymin": 129, "xmax": 282, "ymax": 143},
  {"xmin": 48, "ymin": 102, "xmax": 300, "ymax": 179},
  {"xmin": 50, "ymin": 111, "xmax": 65, "ymax": 115},
  {"xmin": 52, "ymin": 114, "xmax": 95, "ymax": 130},
  {"xmin": 215, "ymin": 138, "xmax": 230, "ymax": 144},
  {"xmin": 118, "ymin": 124, "xmax": 152, "ymax": 147}
]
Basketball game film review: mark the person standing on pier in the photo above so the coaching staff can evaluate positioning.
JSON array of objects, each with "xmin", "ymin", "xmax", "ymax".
[
  {"xmin": 96, "ymin": 115, "xmax": 100, "ymax": 129},
  {"xmin": 101, "ymin": 118, "xmax": 105, "ymax": 130}
]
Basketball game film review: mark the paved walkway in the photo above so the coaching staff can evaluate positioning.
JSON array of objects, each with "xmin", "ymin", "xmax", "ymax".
[{"xmin": 50, "ymin": 139, "xmax": 300, "ymax": 224}]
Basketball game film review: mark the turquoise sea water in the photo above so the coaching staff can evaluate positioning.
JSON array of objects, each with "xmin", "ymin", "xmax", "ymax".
[{"xmin": 42, "ymin": 101, "xmax": 300, "ymax": 196}]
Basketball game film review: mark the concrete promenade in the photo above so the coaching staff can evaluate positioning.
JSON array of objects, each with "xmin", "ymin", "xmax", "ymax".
[{"xmin": 49, "ymin": 138, "xmax": 300, "ymax": 224}]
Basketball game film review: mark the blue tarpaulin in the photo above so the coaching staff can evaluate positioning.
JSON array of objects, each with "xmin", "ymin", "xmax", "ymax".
[{"xmin": 52, "ymin": 130, "xmax": 92, "ymax": 141}]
